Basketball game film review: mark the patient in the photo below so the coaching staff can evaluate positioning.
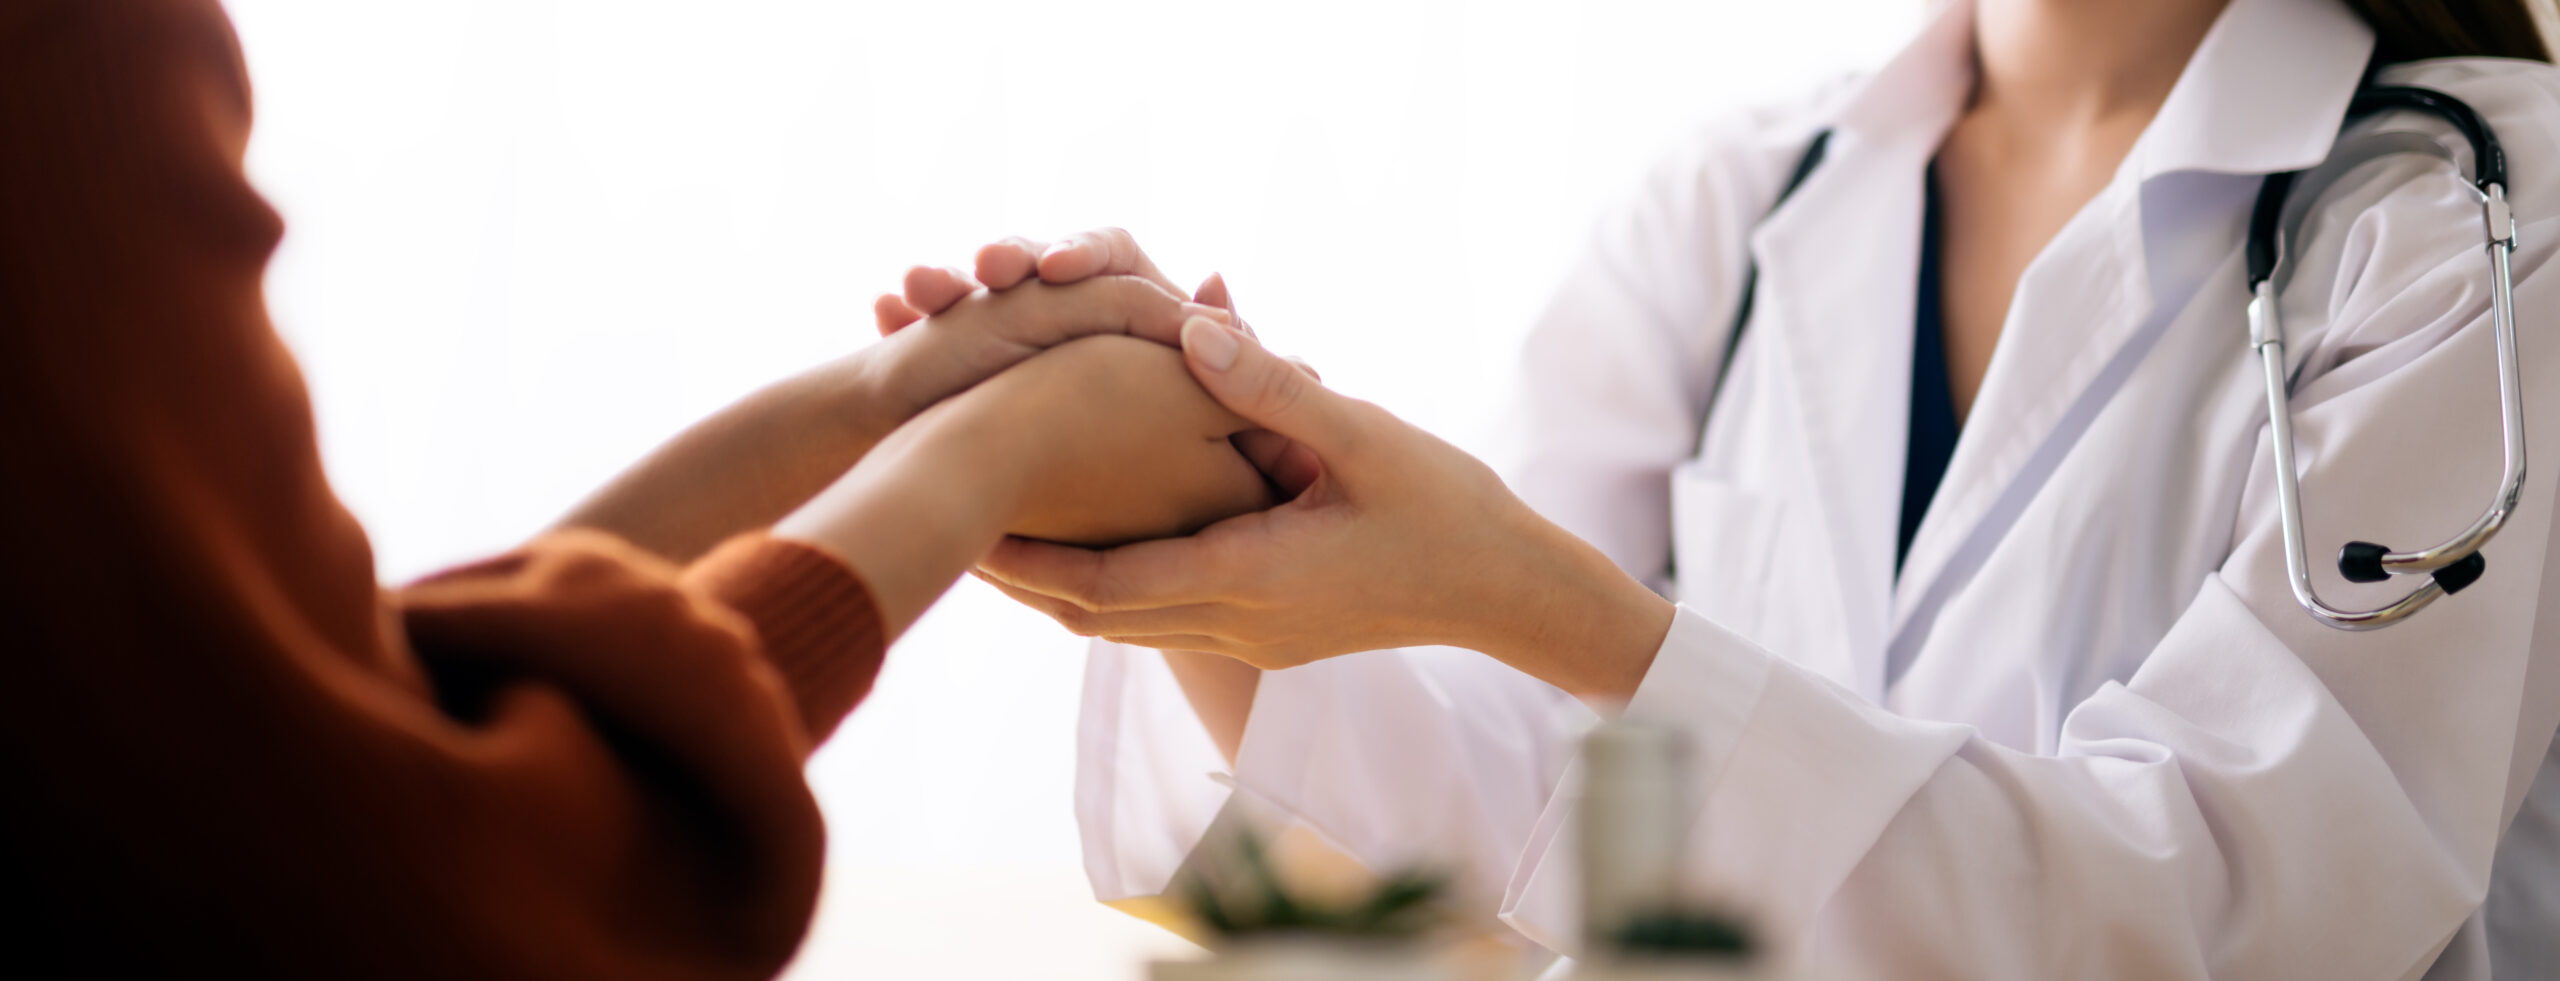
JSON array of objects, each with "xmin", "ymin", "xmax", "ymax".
[{"xmin": 0, "ymin": 0, "xmax": 1263, "ymax": 977}]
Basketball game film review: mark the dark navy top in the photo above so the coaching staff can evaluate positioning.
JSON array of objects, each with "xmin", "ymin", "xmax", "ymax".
[{"xmin": 1899, "ymin": 171, "xmax": 1961, "ymax": 574}]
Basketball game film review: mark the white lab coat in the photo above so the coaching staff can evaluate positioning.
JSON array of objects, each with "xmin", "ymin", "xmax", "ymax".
[{"xmin": 1074, "ymin": 0, "xmax": 2560, "ymax": 976}]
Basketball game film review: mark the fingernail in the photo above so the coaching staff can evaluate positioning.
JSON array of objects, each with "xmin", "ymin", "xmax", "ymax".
[
  {"xmin": 1183, "ymin": 316, "xmax": 1242, "ymax": 372},
  {"xmin": 1041, "ymin": 241, "xmax": 1075, "ymax": 259},
  {"xmin": 1181, "ymin": 302, "xmax": 1234, "ymax": 325}
]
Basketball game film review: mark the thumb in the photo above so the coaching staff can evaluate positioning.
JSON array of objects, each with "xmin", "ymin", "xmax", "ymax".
[{"xmin": 1180, "ymin": 316, "xmax": 1366, "ymax": 459}]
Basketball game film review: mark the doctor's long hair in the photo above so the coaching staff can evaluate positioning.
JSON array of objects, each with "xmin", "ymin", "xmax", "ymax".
[{"xmin": 2340, "ymin": 0, "xmax": 2554, "ymax": 63}]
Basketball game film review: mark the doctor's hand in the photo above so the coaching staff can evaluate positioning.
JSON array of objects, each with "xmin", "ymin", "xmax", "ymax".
[{"xmin": 976, "ymin": 316, "xmax": 1678, "ymax": 699}]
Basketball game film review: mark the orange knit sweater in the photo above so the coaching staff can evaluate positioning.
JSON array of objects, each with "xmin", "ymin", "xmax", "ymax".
[{"xmin": 0, "ymin": 0, "xmax": 885, "ymax": 976}]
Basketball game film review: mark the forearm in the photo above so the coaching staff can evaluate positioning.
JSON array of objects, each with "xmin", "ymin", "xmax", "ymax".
[
  {"xmin": 1161, "ymin": 650, "xmax": 1260, "ymax": 764},
  {"xmin": 1152, "ymin": 516, "xmax": 1657, "ymax": 753},
  {"xmin": 1459, "ymin": 512, "xmax": 1677, "ymax": 703},
  {"xmin": 557, "ymin": 350, "xmax": 902, "ymax": 563},
  {"xmin": 1166, "ymin": 518, "xmax": 1659, "ymax": 761}
]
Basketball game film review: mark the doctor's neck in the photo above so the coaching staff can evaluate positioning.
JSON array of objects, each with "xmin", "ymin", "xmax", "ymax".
[{"xmin": 1970, "ymin": 0, "xmax": 2229, "ymax": 128}]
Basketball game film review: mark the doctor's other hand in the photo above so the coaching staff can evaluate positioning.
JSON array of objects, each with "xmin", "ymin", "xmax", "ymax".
[
  {"xmin": 778, "ymin": 334, "xmax": 1274, "ymax": 635},
  {"xmin": 977, "ymin": 317, "xmax": 1677, "ymax": 700}
]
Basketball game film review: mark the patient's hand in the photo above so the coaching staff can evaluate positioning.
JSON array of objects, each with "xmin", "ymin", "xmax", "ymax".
[
  {"xmin": 941, "ymin": 334, "xmax": 1275, "ymax": 546},
  {"xmin": 771, "ymin": 332, "xmax": 1270, "ymax": 637},
  {"xmin": 881, "ymin": 229, "xmax": 1328, "ymax": 500}
]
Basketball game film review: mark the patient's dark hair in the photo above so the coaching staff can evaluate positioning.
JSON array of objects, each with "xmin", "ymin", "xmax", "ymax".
[{"xmin": 2341, "ymin": 0, "xmax": 2552, "ymax": 63}]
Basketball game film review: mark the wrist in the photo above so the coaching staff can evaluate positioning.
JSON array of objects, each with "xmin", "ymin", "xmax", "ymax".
[
  {"xmin": 889, "ymin": 388, "xmax": 1048, "ymax": 526},
  {"xmin": 772, "ymin": 395, "xmax": 1035, "ymax": 637},
  {"xmin": 834, "ymin": 339, "xmax": 929, "ymax": 449},
  {"xmin": 1459, "ymin": 510, "xmax": 1675, "ymax": 700}
]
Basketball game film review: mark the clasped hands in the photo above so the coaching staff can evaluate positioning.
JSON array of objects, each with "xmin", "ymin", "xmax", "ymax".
[
  {"xmin": 563, "ymin": 224, "xmax": 1671, "ymax": 698},
  {"xmin": 870, "ymin": 229, "xmax": 1674, "ymax": 698}
]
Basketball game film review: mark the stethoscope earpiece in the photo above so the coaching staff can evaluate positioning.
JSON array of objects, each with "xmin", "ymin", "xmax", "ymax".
[
  {"xmin": 2433, "ymin": 551, "xmax": 2488, "ymax": 595},
  {"xmin": 2332, "ymin": 541, "xmax": 2481, "ymax": 592},
  {"xmin": 2338, "ymin": 541, "xmax": 2391, "ymax": 583}
]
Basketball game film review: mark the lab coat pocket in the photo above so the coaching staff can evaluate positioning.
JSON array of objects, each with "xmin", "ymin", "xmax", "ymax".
[{"xmin": 1669, "ymin": 461, "xmax": 1786, "ymax": 643}]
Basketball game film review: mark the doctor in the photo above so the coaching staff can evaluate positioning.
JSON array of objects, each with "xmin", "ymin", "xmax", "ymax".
[{"xmin": 927, "ymin": 0, "xmax": 2560, "ymax": 974}]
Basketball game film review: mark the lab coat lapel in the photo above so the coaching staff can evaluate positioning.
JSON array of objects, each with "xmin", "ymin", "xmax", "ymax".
[
  {"xmin": 1751, "ymin": 156, "xmax": 1920, "ymax": 697},
  {"xmin": 1884, "ymin": 181, "xmax": 2157, "ymax": 643},
  {"xmin": 1746, "ymin": 6, "xmax": 1973, "ymax": 699},
  {"xmin": 1883, "ymin": 0, "xmax": 2375, "ymax": 658}
]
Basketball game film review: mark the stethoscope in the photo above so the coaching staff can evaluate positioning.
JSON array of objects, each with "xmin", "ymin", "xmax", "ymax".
[
  {"xmin": 2250, "ymin": 85, "xmax": 2523, "ymax": 630},
  {"xmin": 1713, "ymin": 81, "xmax": 2522, "ymax": 632}
]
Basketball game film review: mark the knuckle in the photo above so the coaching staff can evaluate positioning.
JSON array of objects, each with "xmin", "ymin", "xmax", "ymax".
[
  {"xmin": 977, "ymin": 239, "xmax": 1034, "ymax": 274},
  {"xmin": 1206, "ymin": 538, "xmax": 1258, "ymax": 588},
  {"xmin": 1083, "ymin": 227, "xmax": 1140, "ymax": 273},
  {"xmin": 1051, "ymin": 605, "xmax": 1098, "ymax": 636},
  {"xmin": 1251, "ymin": 363, "xmax": 1310, "ymax": 417},
  {"xmin": 1077, "ymin": 273, "xmax": 1129, "ymax": 299},
  {"xmin": 1077, "ymin": 563, "xmax": 1122, "ymax": 611},
  {"xmin": 1096, "ymin": 274, "xmax": 1177, "ymax": 316},
  {"xmin": 1332, "ymin": 397, "xmax": 1394, "ymax": 458}
]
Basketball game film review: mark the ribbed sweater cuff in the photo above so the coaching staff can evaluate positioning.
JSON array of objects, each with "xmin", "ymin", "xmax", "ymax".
[{"xmin": 686, "ymin": 532, "xmax": 885, "ymax": 747}]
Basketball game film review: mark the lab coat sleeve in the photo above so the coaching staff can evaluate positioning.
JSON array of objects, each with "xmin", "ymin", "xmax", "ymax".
[
  {"xmin": 1076, "ymin": 642, "xmax": 1590, "ymax": 926},
  {"xmin": 1073, "ymin": 109, "xmax": 1830, "ymax": 918},
  {"xmin": 1502, "ymin": 119, "xmax": 2560, "ymax": 981}
]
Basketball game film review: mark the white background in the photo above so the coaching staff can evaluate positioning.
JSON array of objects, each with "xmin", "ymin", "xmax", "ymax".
[{"xmin": 219, "ymin": 1, "xmax": 1924, "ymax": 976}]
